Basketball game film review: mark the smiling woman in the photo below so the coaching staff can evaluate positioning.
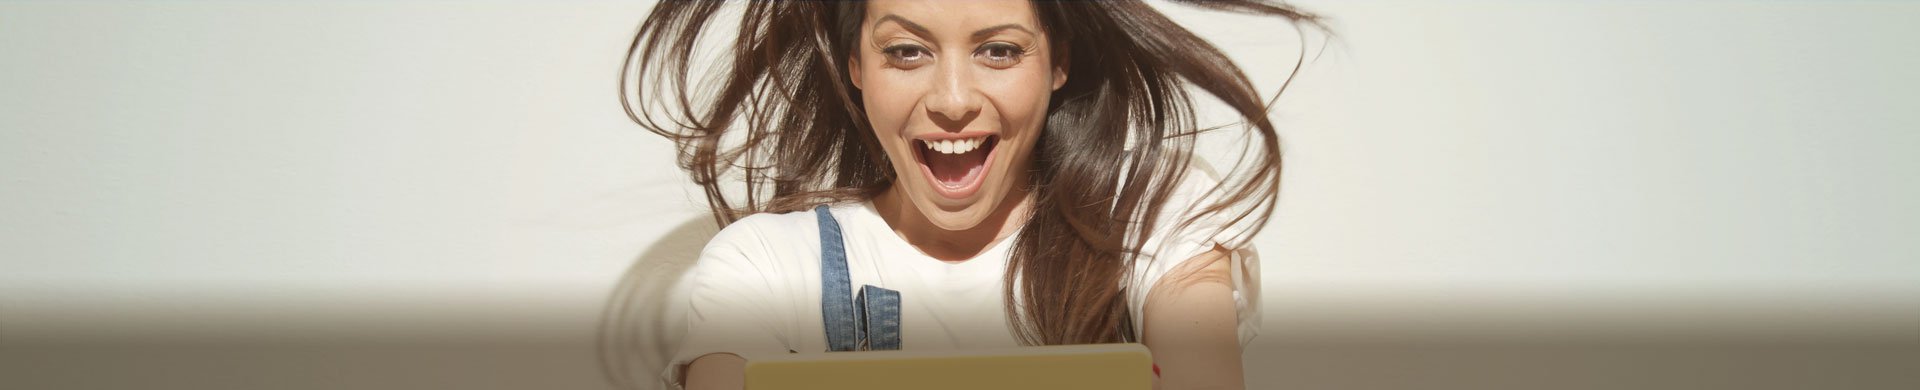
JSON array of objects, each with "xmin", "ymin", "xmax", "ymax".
[
  {"xmin": 621, "ymin": 1, "xmax": 1324, "ymax": 389},
  {"xmin": 851, "ymin": 2, "xmax": 1060, "ymax": 253}
]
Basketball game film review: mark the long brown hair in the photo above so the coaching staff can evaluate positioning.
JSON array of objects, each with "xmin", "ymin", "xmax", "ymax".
[{"xmin": 623, "ymin": 0, "xmax": 1324, "ymax": 346}]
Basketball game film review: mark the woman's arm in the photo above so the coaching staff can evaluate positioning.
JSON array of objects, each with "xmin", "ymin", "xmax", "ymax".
[
  {"xmin": 1142, "ymin": 245, "xmax": 1246, "ymax": 390},
  {"xmin": 684, "ymin": 353, "xmax": 747, "ymax": 390},
  {"xmin": 668, "ymin": 216, "xmax": 797, "ymax": 390}
]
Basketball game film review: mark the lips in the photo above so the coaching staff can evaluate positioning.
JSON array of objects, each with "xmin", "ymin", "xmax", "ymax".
[{"xmin": 914, "ymin": 134, "xmax": 998, "ymax": 199}]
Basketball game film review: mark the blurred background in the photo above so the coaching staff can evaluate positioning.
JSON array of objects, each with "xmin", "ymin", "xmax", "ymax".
[{"xmin": 2, "ymin": 0, "xmax": 1915, "ymax": 389}]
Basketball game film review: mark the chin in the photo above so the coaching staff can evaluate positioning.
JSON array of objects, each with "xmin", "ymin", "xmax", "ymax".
[{"xmin": 917, "ymin": 191, "xmax": 1001, "ymax": 231}]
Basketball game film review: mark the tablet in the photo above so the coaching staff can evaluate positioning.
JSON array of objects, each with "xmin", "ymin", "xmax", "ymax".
[{"xmin": 744, "ymin": 343, "xmax": 1154, "ymax": 390}]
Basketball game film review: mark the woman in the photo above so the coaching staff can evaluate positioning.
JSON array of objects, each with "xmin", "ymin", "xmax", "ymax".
[{"xmin": 622, "ymin": 0, "xmax": 1323, "ymax": 389}]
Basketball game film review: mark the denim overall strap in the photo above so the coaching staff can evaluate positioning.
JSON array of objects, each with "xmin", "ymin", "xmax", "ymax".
[
  {"xmin": 815, "ymin": 205, "xmax": 859, "ymax": 352},
  {"xmin": 815, "ymin": 204, "xmax": 903, "ymax": 352}
]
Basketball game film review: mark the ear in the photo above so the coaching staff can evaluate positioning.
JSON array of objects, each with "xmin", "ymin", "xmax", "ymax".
[
  {"xmin": 848, "ymin": 53, "xmax": 864, "ymax": 90},
  {"xmin": 1050, "ymin": 44, "xmax": 1069, "ymax": 91}
]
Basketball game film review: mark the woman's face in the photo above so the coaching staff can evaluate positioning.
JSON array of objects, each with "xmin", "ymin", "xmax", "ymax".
[{"xmin": 850, "ymin": 0, "xmax": 1066, "ymax": 231}]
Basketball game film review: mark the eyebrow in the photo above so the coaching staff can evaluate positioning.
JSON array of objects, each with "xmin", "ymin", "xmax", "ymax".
[
  {"xmin": 969, "ymin": 24, "xmax": 1036, "ymax": 41},
  {"xmin": 874, "ymin": 15, "xmax": 933, "ymax": 38},
  {"xmin": 872, "ymin": 14, "xmax": 1037, "ymax": 42}
]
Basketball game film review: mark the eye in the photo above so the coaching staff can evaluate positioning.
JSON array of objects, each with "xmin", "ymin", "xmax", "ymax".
[
  {"xmin": 976, "ymin": 42, "xmax": 1027, "ymax": 68},
  {"xmin": 882, "ymin": 44, "xmax": 932, "ymax": 68}
]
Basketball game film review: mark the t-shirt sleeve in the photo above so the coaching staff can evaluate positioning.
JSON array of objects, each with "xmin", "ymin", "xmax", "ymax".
[
  {"xmin": 660, "ymin": 219, "xmax": 803, "ymax": 389},
  {"xmin": 1126, "ymin": 164, "xmax": 1265, "ymax": 348}
]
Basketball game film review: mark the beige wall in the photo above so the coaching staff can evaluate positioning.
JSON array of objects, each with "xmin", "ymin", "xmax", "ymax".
[{"xmin": 2, "ymin": 1, "xmax": 1915, "ymax": 389}]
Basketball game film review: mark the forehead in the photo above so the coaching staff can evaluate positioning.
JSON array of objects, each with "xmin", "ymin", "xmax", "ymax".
[{"xmin": 864, "ymin": 0, "xmax": 1039, "ymax": 31}]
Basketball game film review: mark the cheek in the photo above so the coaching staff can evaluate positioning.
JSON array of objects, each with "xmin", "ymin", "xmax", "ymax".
[
  {"xmin": 982, "ymin": 69, "xmax": 1055, "ymax": 132},
  {"xmin": 859, "ymin": 69, "xmax": 924, "ymax": 170},
  {"xmin": 859, "ymin": 70, "xmax": 920, "ymax": 135}
]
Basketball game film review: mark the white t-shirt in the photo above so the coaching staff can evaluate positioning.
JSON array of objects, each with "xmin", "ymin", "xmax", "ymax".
[{"xmin": 661, "ymin": 167, "xmax": 1261, "ymax": 387}]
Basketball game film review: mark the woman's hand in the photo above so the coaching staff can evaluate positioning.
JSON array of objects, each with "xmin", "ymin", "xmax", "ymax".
[
  {"xmin": 684, "ymin": 352, "xmax": 747, "ymax": 390},
  {"xmin": 1142, "ymin": 245, "xmax": 1246, "ymax": 390}
]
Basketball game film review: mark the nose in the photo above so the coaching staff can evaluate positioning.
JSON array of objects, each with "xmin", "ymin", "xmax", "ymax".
[{"xmin": 924, "ymin": 58, "xmax": 982, "ymax": 125}]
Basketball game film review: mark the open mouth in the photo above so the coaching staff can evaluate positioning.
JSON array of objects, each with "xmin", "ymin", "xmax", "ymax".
[{"xmin": 914, "ymin": 134, "xmax": 999, "ymax": 199}]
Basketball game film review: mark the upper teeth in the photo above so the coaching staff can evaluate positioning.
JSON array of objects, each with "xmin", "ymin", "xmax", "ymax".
[{"xmin": 924, "ymin": 137, "xmax": 986, "ymax": 155}]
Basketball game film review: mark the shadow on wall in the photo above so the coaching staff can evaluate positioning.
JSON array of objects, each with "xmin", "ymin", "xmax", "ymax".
[{"xmin": 597, "ymin": 215, "xmax": 721, "ymax": 390}]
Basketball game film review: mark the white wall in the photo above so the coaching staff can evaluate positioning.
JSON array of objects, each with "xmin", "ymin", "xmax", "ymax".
[{"xmin": 2, "ymin": 1, "xmax": 1915, "ymax": 389}]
